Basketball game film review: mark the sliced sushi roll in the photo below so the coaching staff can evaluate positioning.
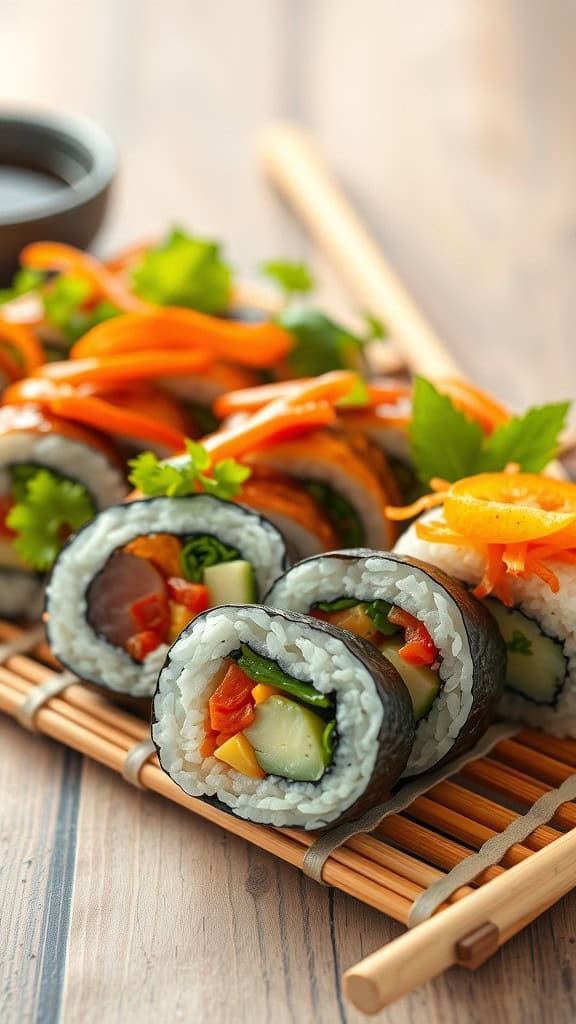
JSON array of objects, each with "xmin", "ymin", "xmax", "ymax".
[
  {"xmin": 0, "ymin": 404, "xmax": 128, "ymax": 619},
  {"xmin": 46, "ymin": 495, "xmax": 288, "ymax": 698},
  {"xmin": 396, "ymin": 511, "xmax": 576, "ymax": 736},
  {"xmin": 265, "ymin": 550, "xmax": 505, "ymax": 776},
  {"xmin": 152, "ymin": 604, "xmax": 414, "ymax": 829}
]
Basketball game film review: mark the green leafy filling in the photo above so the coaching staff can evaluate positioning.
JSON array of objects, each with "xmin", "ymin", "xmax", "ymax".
[
  {"xmin": 365, "ymin": 599, "xmax": 398, "ymax": 636},
  {"xmin": 0, "ymin": 268, "xmax": 45, "ymax": 305},
  {"xmin": 313, "ymin": 597, "xmax": 359, "ymax": 612},
  {"xmin": 129, "ymin": 440, "xmax": 251, "ymax": 501},
  {"xmin": 237, "ymin": 644, "xmax": 332, "ymax": 709},
  {"xmin": 506, "ymin": 630, "xmax": 533, "ymax": 656},
  {"xmin": 277, "ymin": 308, "xmax": 365, "ymax": 376},
  {"xmin": 410, "ymin": 377, "xmax": 570, "ymax": 485},
  {"xmin": 6, "ymin": 467, "xmax": 95, "ymax": 571},
  {"xmin": 306, "ymin": 480, "xmax": 364, "ymax": 547},
  {"xmin": 131, "ymin": 226, "xmax": 232, "ymax": 314},
  {"xmin": 43, "ymin": 275, "xmax": 120, "ymax": 344},
  {"xmin": 180, "ymin": 535, "xmax": 240, "ymax": 583},
  {"xmin": 261, "ymin": 259, "xmax": 315, "ymax": 300}
]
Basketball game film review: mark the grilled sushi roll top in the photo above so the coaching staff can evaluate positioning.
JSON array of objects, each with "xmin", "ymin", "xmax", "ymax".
[
  {"xmin": 46, "ymin": 495, "xmax": 288, "ymax": 697},
  {"xmin": 0, "ymin": 404, "xmax": 127, "ymax": 619},
  {"xmin": 265, "ymin": 550, "xmax": 506, "ymax": 776},
  {"xmin": 153, "ymin": 605, "xmax": 414, "ymax": 830}
]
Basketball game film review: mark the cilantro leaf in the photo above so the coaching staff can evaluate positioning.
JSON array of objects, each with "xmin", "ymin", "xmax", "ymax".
[
  {"xmin": 261, "ymin": 260, "xmax": 315, "ymax": 299},
  {"xmin": 477, "ymin": 402, "xmax": 570, "ymax": 474},
  {"xmin": 131, "ymin": 226, "xmax": 232, "ymax": 314},
  {"xmin": 362, "ymin": 312, "xmax": 387, "ymax": 342},
  {"xmin": 6, "ymin": 470, "xmax": 95, "ymax": 571},
  {"xmin": 43, "ymin": 276, "xmax": 121, "ymax": 344},
  {"xmin": 0, "ymin": 268, "xmax": 45, "ymax": 305},
  {"xmin": 278, "ymin": 308, "xmax": 365, "ymax": 377},
  {"xmin": 506, "ymin": 630, "xmax": 533, "ymax": 656},
  {"xmin": 410, "ymin": 377, "xmax": 484, "ymax": 485},
  {"xmin": 128, "ymin": 442, "xmax": 251, "ymax": 501}
]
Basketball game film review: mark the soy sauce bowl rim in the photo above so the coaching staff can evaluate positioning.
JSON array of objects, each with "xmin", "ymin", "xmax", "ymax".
[{"xmin": 0, "ymin": 111, "xmax": 116, "ymax": 228}]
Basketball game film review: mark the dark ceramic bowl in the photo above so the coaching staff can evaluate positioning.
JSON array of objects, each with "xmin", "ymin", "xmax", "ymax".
[{"xmin": 0, "ymin": 111, "xmax": 116, "ymax": 283}]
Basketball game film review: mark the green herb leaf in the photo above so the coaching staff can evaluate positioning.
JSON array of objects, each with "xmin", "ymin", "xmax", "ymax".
[
  {"xmin": 278, "ymin": 308, "xmax": 365, "ymax": 377},
  {"xmin": 477, "ymin": 402, "xmax": 570, "ymax": 474},
  {"xmin": 131, "ymin": 226, "xmax": 232, "ymax": 314},
  {"xmin": 260, "ymin": 260, "xmax": 315, "ymax": 299},
  {"xmin": 42, "ymin": 275, "xmax": 120, "ymax": 344},
  {"xmin": 506, "ymin": 630, "xmax": 533, "ymax": 656},
  {"xmin": 6, "ymin": 469, "xmax": 95, "ymax": 571},
  {"xmin": 180, "ymin": 536, "xmax": 239, "ymax": 583},
  {"xmin": 410, "ymin": 378, "xmax": 571, "ymax": 486},
  {"xmin": 128, "ymin": 442, "xmax": 251, "ymax": 501},
  {"xmin": 313, "ymin": 597, "xmax": 359, "ymax": 613},
  {"xmin": 0, "ymin": 268, "xmax": 45, "ymax": 305},
  {"xmin": 410, "ymin": 377, "xmax": 485, "ymax": 485},
  {"xmin": 362, "ymin": 312, "xmax": 387, "ymax": 342},
  {"xmin": 365, "ymin": 599, "xmax": 398, "ymax": 635},
  {"xmin": 237, "ymin": 644, "xmax": 331, "ymax": 708}
]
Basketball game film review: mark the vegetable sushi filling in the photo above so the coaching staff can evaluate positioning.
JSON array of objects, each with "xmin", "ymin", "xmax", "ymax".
[
  {"xmin": 87, "ymin": 532, "xmax": 257, "ymax": 662},
  {"xmin": 310, "ymin": 598, "xmax": 441, "ymax": 721},
  {"xmin": 46, "ymin": 495, "xmax": 288, "ymax": 697},
  {"xmin": 153, "ymin": 605, "xmax": 414, "ymax": 829},
  {"xmin": 200, "ymin": 646, "xmax": 337, "ymax": 782}
]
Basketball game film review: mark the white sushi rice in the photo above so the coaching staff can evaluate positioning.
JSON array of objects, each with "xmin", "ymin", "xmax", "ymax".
[
  {"xmin": 47, "ymin": 496, "xmax": 288, "ymax": 697},
  {"xmin": 152, "ymin": 606, "xmax": 385, "ymax": 829},
  {"xmin": 396, "ymin": 510, "xmax": 576, "ymax": 737},
  {"xmin": 0, "ymin": 424, "xmax": 127, "ymax": 620},
  {"xmin": 266, "ymin": 552, "xmax": 475, "ymax": 775}
]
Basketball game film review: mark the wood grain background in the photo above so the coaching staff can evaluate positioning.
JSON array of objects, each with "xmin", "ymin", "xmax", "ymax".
[{"xmin": 1, "ymin": 2, "xmax": 576, "ymax": 1022}]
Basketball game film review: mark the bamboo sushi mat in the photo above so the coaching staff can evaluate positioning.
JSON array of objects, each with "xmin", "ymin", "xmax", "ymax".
[{"xmin": 4, "ymin": 616, "xmax": 576, "ymax": 1007}]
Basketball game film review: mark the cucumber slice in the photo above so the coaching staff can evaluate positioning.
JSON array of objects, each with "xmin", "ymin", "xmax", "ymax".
[
  {"xmin": 485, "ymin": 599, "xmax": 567, "ymax": 706},
  {"xmin": 204, "ymin": 560, "xmax": 256, "ymax": 605},
  {"xmin": 243, "ymin": 695, "xmax": 330, "ymax": 781},
  {"xmin": 379, "ymin": 641, "xmax": 440, "ymax": 721}
]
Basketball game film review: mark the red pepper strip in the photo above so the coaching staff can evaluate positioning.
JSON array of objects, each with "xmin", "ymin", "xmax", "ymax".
[
  {"xmin": 208, "ymin": 663, "xmax": 255, "ymax": 733},
  {"xmin": 125, "ymin": 629, "xmax": 165, "ymax": 660},
  {"xmin": 20, "ymin": 242, "xmax": 152, "ymax": 314},
  {"xmin": 387, "ymin": 606, "xmax": 439, "ymax": 667},
  {"xmin": 35, "ymin": 349, "xmax": 214, "ymax": 386},
  {"xmin": 213, "ymin": 703, "xmax": 256, "ymax": 737},
  {"xmin": 166, "ymin": 578, "xmax": 210, "ymax": 613},
  {"xmin": 70, "ymin": 311, "xmax": 292, "ymax": 369},
  {"xmin": 130, "ymin": 593, "xmax": 169, "ymax": 633},
  {"xmin": 0, "ymin": 320, "xmax": 44, "ymax": 373}
]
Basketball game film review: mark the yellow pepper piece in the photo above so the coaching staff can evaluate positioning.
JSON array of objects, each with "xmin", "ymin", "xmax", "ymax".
[
  {"xmin": 251, "ymin": 683, "xmax": 280, "ymax": 705},
  {"xmin": 167, "ymin": 601, "xmax": 195, "ymax": 643},
  {"xmin": 214, "ymin": 733, "xmax": 265, "ymax": 779}
]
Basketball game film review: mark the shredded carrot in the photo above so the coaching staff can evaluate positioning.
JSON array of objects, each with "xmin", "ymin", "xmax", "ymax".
[
  {"xmin": 105, "ymin": 240, "xmax": 152, "ymax": 274},
  {"xmin": 34, "ymin": 349, "xmax": 214, "ymax": 386},
  {"xmin": 502, "ymin": 542, "xmax": 527, "ymax": 575},
  {"xmin": 20, "ymin": 242, "xmax": 151, "ymax": 314},
  {"xmin": 203, "ymin": 400, "xmax": 336, "ymax": 462},
  {"xmin": 0, "ymin": 320, "xmax": 44, "ymax": 373},
  {"xmin": 435, "ymin": 378, "xmax": 509, "ymax": 435},
  {"xmin": 213, "ymin": 371, "xmax": 362, "ymax": 419},
  {"xmin": 385, "ymin": 490, "xmax": 447, "ymax": 521}
]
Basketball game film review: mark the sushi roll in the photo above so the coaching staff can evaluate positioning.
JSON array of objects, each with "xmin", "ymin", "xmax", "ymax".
[
  {"xmin": 265, "ymin": 550, "xmax": 505, "ymax": 776},
  {"xmin": 46, "ymin": 495, "xmax": 288, "ymax": 697},
  {"xmin": 396, "ymin": 509, "xmax": 576, "ymax": 736},
  {"xmin": 0, "ymin": 404, "xmax": 127, "ymax": 619},
  {"xmin": 152, "ymin": 604, "xmax": 414, "ymax": 829}
]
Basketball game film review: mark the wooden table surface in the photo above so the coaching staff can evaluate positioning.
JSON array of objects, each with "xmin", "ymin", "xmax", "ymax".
[{"xmin": 2, "ymin": 3, "xmax": 576, "ymax": 1022}]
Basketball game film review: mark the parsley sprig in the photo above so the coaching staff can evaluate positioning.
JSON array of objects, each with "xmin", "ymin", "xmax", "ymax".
[
  {"xmin": 129, "ymin": 440, "xmax": 251, "ymax": 501},
  {"xmin": 131, "ymin": 227, "xmax": 232, "ymax": 314},
  {"xmin": 6, "ymin": 470, "xmax": 95, "ymax": 571}
]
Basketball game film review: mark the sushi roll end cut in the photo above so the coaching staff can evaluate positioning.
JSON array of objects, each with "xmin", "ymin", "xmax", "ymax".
[
  {"xmin": 265, "ymin": 550, "xmax": 506, "ymax": 776},
  {"xmin": 152, "ymin": 605, "xmax": 415, "ymax": 829}
]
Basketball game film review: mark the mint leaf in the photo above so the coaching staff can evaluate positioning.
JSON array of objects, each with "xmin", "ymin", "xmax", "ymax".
[
  {"xmin": 131, "ymin": 226, "xmax": 232, "ymax": 314},
  {"xmin": 477, "ymin": 402, "xmax": 570, "ymax": 473},
  {"xmin": 278, "ymin": 308, "xmax": 364, "ymax": 377},
  {"xmin": 410, "ymin": 377, "xmax": 484, "ymax": 485},
  {"xmin": 261, "ymin": 260, "xmax": 314, "ymax": 299}
]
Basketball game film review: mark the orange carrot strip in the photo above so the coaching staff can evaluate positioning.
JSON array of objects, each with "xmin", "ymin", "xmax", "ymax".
[
  {"xmin": 0, "ymin": 320, "xmax": 44, "ymax": 373},
  {"xmin": 502, "ymin": 542, "xmax": 527, "ymax": 575},
  {"xmin": 523, "ymin": 551, "xmax": 560, "ymax": 594},
  {"xmin": 435, "ymin": 378, "xmax": 509, "ymax": 435},
  {"xmin": 203, "ymin": 400, "xmax": 336, "ymax": 462},
  {"xmin": 105, "ymin": 241, "xmax": 152, "ymax": 274},
  {"xmin": 21, "ymin": 242, "xmax": 151, "ymax": 314},
  {"xmin": 367, "ymin": 381, "xmax": 412, "ymax": 407},
  {"xmin": 48, "ymin": 394, "xmax": 186, "ymax": 451},
  {"xmin": 385, "ymin": 491, "xmax": 447, "ymax": 521},
  {"xmin": 414, "ymin": 518, "xmax": 473, "ymax": 547},
  {"xmin": 214, "ymin": 371, "xmax": 364, "ymax": 419},
  {"xmin": 214, "ymin": 380, "xmax": 307, "ymax": 418},
  {"xmin": 473, "ymin": 545, "xmax": 508, "ymax": 601},
  {"xmin": 70, "ymin": 310, "xmax": 292, "ymax": 369},
  {"xmin": 34, "ymin": 349, "xmax": 214, "ymax": 386}
]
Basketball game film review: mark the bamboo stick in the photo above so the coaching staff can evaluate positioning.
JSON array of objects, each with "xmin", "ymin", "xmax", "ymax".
[
  {"xmin": 343, "ymin": 826, "xmax": 576, "ymax": 1014},
  {"xmin": 462, "ymin": 757, "xmax": 576, "ymax": 830},
  {"xmin": 377, "ymin": 816, "xmax": 504, "ymax": 883},
  {"xmin": 259, "ymin": 122, "xmax": 461, "ymax": 380},
  {"xmin": 405, "ymin": 796, "xmax": 533, "ymax": 867},
  {"xmin": 493, "ymin": 739, "xmax": 574, "ymax": 788},
  {"xmin": 427, "ymin": 780, "xmax": 561, "ymax": 852}
]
